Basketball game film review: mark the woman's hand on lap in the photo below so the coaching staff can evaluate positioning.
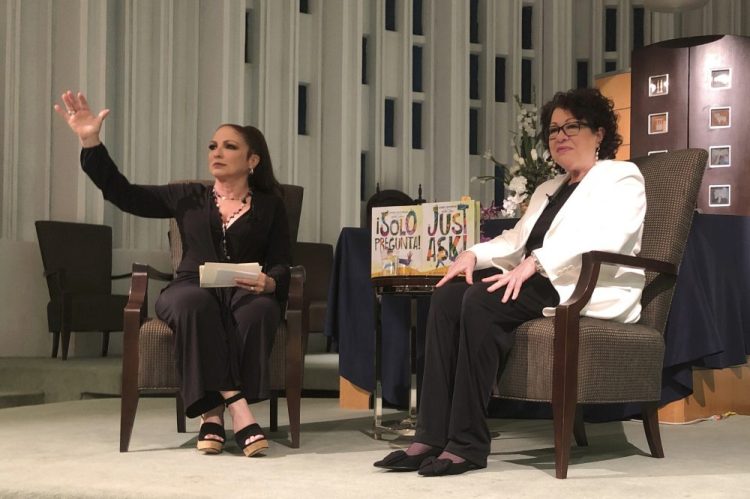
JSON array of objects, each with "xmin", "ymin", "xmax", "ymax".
[
  {"xmin": 235, "ymin": 273, "xmax": 275, "ymax": 295},
  {"xmin": 482, "ymin": 256, "xmax": 537, "ymax": 303},
  {"xmin": 436, "ymin": 251, "xmax": 477, "ymax": 287}
]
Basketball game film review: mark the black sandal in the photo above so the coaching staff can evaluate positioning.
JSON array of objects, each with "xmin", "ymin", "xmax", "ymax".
[
  {"xmin": 224, "ymin": 393, "xmax": 269, "ymax": 457},
  {"xmin": 197, "ymin": 421, "xmax": 226, "ymax": 454}
]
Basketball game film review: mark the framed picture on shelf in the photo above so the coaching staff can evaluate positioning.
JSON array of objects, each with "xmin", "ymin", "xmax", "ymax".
[
  {"xmin": 710, "ymin": 68, "xmax": 731, "ymax": 89},
  {"xmin": 648, "ymin": 74, "xmax": 669, "ymax": 96},
  {"xmin": 708, "ymin": 185, "xmax": 731, "ymax": 207},
  {"xmin": 709, "ymin": 107, "xmax": 731, "ymax": 128},
  {"xmin": 648, "ymin": 112, "xmax": 669, "ymax": 135},
  {"xmin": 709, "ymin": 146, "xmax": 731, "ymax": 168},
  {"xmin": 648, "ymin": 150, "xmax": 668, "ymax": 156}
]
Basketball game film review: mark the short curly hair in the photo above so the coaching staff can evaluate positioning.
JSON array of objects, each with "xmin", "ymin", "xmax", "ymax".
[{"xmin": 539, "ymin": 88, "xmax": 622, "ymax": 160}]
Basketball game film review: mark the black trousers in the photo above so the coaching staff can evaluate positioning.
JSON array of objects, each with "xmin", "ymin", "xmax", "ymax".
[
  {"xmin": 414, "ymin": 268, "xmax": 559, "ymax": 467},
  {"xmin": 155, "ymin": 274, "xmax": 280, "ymax": 418}
]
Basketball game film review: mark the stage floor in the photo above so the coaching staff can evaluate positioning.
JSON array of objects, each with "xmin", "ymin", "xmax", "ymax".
[{"xmin": 0, "ymin": 395, "xmax": 748, "ymax": 498}]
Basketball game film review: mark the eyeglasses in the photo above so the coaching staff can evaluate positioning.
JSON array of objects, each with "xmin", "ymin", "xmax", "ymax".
[{"xmin": 547, "ymin": 121, "xmax": 589, "ymax": 140}]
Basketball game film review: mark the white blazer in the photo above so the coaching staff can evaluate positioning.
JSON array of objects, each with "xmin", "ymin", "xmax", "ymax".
[{"xmin": 469, "ymin": 160, "xmax": 646, "ymax": 324}]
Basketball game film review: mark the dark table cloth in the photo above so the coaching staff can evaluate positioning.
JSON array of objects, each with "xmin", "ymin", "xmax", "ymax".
[{"xmin": 324, "ymin": 214, "xmax": 750, "ymax": 417}]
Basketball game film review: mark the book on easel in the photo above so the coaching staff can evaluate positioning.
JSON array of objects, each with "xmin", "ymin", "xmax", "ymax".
[
  {"xmin": 199, "ymin": 262, "xmax": 260, "ymax": 288},
  {"xmin": 370, "ymin": 198, "xmax": 480, "ymax": 277}
]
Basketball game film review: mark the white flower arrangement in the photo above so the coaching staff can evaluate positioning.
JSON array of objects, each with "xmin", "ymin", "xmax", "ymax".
[{"xmin": 474, "ymin": 96, "xmax": 559, "ymax": 218}]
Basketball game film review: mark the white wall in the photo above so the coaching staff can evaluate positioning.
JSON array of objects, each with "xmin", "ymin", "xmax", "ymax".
[{"xmin": 1, "ymin": 0, "xmax": 747, "ymax": 357}]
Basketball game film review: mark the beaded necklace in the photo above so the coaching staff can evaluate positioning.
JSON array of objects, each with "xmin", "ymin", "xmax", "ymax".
[{"xmin": 212, "ymin": 187, "xmax": 251, "ymax": 261}]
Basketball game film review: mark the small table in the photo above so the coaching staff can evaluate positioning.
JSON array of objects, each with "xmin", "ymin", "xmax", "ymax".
[{"xmin": 371, "ymin": 275, "xmax": 440, "ymax": 439}]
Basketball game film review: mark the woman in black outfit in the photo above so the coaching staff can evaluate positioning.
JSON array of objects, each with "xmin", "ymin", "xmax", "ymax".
[{"xmin": 55, "ymin": 90, "xmax": 290, "ymax": 457}]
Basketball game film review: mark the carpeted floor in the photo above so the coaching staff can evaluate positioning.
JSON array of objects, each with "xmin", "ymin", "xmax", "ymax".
[{"xmin": 0, "ymin": 396, "xmax": 748, "ymax": 498}]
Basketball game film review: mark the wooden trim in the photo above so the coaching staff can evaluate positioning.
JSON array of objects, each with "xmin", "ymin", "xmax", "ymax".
[{"xmin": 339, "ymin": 377, "xmax": 370, "ymax": 410}]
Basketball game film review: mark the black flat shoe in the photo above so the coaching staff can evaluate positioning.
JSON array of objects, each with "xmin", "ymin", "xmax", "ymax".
[
  {"xmin": 196, "ymin": 422, "xmax": 225, "ymax": 454},
  {"xmin": 373, "ymin": 447, "xmax": 442, "ymax": 471},
  {"xmin": 417, "ymin": 456, "xmax": 480, "ymax": 476}
]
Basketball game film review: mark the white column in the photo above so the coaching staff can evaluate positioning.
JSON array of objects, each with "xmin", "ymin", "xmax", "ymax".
[
  {"xmin": 256, "ymin": 0, "xmax": 298, "ymax": 184},
  {"xmin": 1, "ymin": 0, "xmax": 21, "ymax": 240},
  {"xmin": 77, "ymin": 0, "xmax": 109, "ymax": 226},
  {"xmin": 319, "ymin": 0, "xmax": 364, "ymax": 241},
  {"xmin": 542, "ymin": 0, "xmax": 574, "ymax": 100},
  {"xmin": 431, "ymin": 0, "xmax": 470, "ymax": 201}
]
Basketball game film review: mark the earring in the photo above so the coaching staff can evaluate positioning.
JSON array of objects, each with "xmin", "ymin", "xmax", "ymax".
[
  {"xmin": 595, "ymin": 146, "xmax": 600, "ymax": 162},
  {"xmin": 249, "ymin": 168, "xmax": 254, "ymax": 176}
]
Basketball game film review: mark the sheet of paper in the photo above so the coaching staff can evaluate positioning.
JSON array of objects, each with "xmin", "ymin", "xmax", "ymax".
[{"xmin": 199, "ymin": 262, "xmax": 260, "ymax": 288}]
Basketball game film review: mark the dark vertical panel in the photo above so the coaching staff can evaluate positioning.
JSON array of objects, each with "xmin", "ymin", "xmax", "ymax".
[
  {"xmin": 384, "ymin": 98, "xmax": 395, "ymax": 147},
  {"xmin": 385, "ymin": 0, "xmax": 396, "ymax": 31},
  {"xmin": 633, "ymin": 7, "xmax": 645, "ymax": 49},
  {"xmin": 521, "ymin": 58, "xmax": 532, "ymax": 104},
  {"xmin": 300, "ymin": 0, "xmax": 309, "ymax": 14},
  {"xmin": 470, "ymin": 0, "xmax": 479, "ymax": 43},
  {"xmin": 605, "ymin": 60, "xmax": 617, "ymax": 72},
  {"xmin": 244, "ymin": 10, "xmax": 252, "ymax": 63},
  {"xmin": 577, "ymin": 60, "xmax": 589, "ymax": 88},
  {"xmin": 413, "ymin": 0, "xmax": 423, "ymax": 35},
  {"xmin": 413, "ymin": 45, "xmax": 423, "ymax": 92},
  {"xmin": 469, "ymin": 108, "xmax": 479, "ymax": 155},
  {"xmin": 360, "ymin": 152, "xmax": 367, "ymax": 201},
  {"xmin": 605, "ymin": 8, "xmax": 617, "ymax": 52},
  {"xmin": 470, "ymin": 53, "xmax": 480, "ymax": 100},
  {"xmin": 522, "ymin": 5, "xmax": 533, "ymax": 50},
  {"xmin": 298, "ymin": 84, "xmax": 308, "ymax": 136},
  {"xmin": 495, "ymin": 56, "xmax": 506, "ymax": 102},
  {"xmin": 412, "ymin": 102, "xmax": 423, "ymax": 150},
  {"xmin": 362, "ymin": 37, "xmax": 368, "ymax": 84}
]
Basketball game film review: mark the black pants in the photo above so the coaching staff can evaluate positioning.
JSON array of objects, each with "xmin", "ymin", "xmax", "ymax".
[
  {"xmin": 155, "ymin": 274, "xmax": 280, "ymax": 418},
  {"xmin": 414, "ymin": 269, "xmax": 559, "ymax": 467}
]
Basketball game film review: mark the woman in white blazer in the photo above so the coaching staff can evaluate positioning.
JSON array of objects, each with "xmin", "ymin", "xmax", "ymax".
[{"xmin": 374, "ymin": 88, "xmax": 646, "ymax": 476}]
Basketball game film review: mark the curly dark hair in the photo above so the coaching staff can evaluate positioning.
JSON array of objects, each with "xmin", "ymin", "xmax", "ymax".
[
  {"xmin": 218, "ymin": 124, "xmax": 283, "ymax": 197},
  {"xmin": 539, "ymin": 88, "xmax": 622, "ymax": 160}
]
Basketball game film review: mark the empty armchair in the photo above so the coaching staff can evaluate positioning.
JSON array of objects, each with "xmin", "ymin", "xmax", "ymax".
[{"xmin": 35, "ymin": 220, "xmax": 130, "ymax": 360}]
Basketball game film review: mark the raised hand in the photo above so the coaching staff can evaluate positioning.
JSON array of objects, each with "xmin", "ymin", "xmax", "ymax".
[{"xmin": 53, "ymin": 91, "xmax": 110, "ymax": 147}]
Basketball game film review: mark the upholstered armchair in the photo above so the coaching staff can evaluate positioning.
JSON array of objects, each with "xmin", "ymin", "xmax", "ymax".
[
  {"xmin": 494, "ymin": 149, "xmax": 708, "ymax": 478},
  {"xmin": 119, "ymin": 184, "xmax": 307, "ymax": 452}
]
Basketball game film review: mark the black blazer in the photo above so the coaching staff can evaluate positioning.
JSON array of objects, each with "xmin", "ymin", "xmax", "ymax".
[{"xmin": 80, "ymin": 144, "xmax": 291, "ymax": 301}]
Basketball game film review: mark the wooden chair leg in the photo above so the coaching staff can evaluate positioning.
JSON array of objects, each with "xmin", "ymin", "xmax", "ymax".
[
  {"xmin": 101, "ymin": 331, "xmax": 110, "ymax": 357},
  {"xmin": 270, "ymin": 395, "xmax": 279, "ymax": 432},
  {"xmin": 120, "ymin": 367, "xmax": 139, "ymax": 452},
  {"xmin": 176, "ymin": 392, "xmax": 186, "ymax": 433},
  {"xmin": 552, "ymin": 397, "xmax": 577, "ymax": 479},
  {"xmin": 51, "ymin": 332, "xmax": 60, "ymax": 358},
  {"xmin": 60, "ymin": 330, "xmax": 71, "ymax": 360},
  {"xmin": 120, "ymin": 316, "xmax": 140, "ymax": 452},
  {"xmin": 642, "ymin": 401, "xmax": 664, "ymax": 458},
  {"xmin": 286, "ymin": 384, "xmax": 301, "ymax": 449},
  {"xmin": 574, "ymin": 404, "xmax": 588, "ymax": 447}
]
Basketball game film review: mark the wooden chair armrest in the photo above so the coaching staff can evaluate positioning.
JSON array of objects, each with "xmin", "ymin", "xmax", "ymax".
[
  {"xmin": 124, "ymin": 263, "xmax": 173, "ymax": 318},
  {"xmin": 287, "ymin": 265, "xmax": 305, "ymax": 312},
  {"xmin": 556, "ymin": 251, "xmax": 676, "ymax": 316}
]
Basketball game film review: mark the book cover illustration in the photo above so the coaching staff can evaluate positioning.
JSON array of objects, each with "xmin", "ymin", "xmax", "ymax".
[{"xmin": 371, "ymin": 199, "xmax": 479, "ymax": 277}]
